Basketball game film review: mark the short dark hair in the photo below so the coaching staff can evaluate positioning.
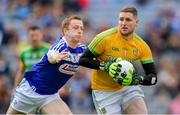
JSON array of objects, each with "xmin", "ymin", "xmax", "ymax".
[
  {"xmin": 28, "ymin": 25, "xmax": 41, "ymax": 31},
  {"xmin": 62, "ymin": 15, "xmax": 82, "ymax": 34},
  {"xmin": 120, "ymin": 6, "xmax": 138, "ymax": 18}
]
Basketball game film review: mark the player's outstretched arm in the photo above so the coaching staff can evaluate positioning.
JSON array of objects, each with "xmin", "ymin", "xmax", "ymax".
[
  {"xmin": 47, "ymin": 50, "xmax": 68, "ymax": 64},
  {"xmin": 79, "ymin": 48, "xmax": 100, "ymax": 69},
  {"xmin": 79, "ymin": 48, "xmax": 122, "ymax": 77}
]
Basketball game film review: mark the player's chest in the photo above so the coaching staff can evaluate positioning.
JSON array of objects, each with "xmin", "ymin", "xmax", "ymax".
[
  {"xmin": 23, "ymin": 51, "xmax": 44, "ymax": 65},
  {"xmin": 105, "ymin": 42, "xmax": 140, "ymax": 60},
  {"xmin": 63, "ymin": 52, "xmax": 81, "ymax": 63},
  {"xmin": 58, "ymin": 52, "xmax": 81, "ymax": 75}
]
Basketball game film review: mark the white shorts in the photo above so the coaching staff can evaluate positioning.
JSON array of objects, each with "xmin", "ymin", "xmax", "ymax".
[
  {"xmin": 10, "ymin": 79, "xmax": 61, "ymax": 114},
  {"xmin": 92, "ymin": 86, "xmax": 144, "ymax": 114}
]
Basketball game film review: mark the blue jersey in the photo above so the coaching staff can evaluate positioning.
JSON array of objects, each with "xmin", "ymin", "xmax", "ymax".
[{"xmin": 24, "ymin": 36, "xmax": 86, "ymax": 95}]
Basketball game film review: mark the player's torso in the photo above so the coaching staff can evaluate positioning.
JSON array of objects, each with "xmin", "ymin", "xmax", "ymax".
[
  {"xmin": 21, "ymin": 45, "xmax": 49, "ymax": 71},
  {"xmin": 90, "ymin": 28, "xmax": 144, "ymax": 91},
  {"xmin": 24, "ymin": 37, "xmax": 85, "ymax": 94}
]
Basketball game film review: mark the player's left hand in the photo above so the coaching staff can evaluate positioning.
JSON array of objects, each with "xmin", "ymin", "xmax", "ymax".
[
  {"xmin": 130, "ymin": 69, "xmax": 144, "ymax": 85},
  {"xmin": 99, "ymin": 57, "xmax": 122, "ymax": 78}
]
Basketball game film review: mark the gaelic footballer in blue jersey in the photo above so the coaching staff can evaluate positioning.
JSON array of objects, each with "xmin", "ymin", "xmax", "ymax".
[{"xmin": 7, "ymin": 15, "xmax": 86, "ymax": 114}]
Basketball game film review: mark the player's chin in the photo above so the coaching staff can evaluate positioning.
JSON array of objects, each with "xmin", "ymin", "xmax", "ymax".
[
  {"xmin": 73, "ymin": 38, "xmax": 81, "ymax": 43},
  {"xmin": 121, "ymin": 32, "xmax": 129, "ymax": 36},
  {"xmin": 121, "ymin": 31, "xmax": 132, "ymax": 36},
  {"xmin": 75, "ymin": 36, "xmax": 82, "ymax": 41}
]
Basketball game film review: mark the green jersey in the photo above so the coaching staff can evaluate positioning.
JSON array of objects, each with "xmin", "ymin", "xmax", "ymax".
[{"xmin": 20, "ymin": 44, "xmax": 49, "ymax": 71}]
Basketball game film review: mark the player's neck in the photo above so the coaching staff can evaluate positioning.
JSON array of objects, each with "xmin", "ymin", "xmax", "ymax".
[
  {"xmin": 68, "ymin": 42, "xmax": 77, "ymax": 49},
  {"xmin": 63, "ymin": 36, "xmax": 77, "ymax": 49},
  {"xmin": 122, "ymin": 33, "xmax": 133, "ymax": 40},
  {"xmin": 32, "ymin": 43, "xmax": 41, "ymax": 49}
]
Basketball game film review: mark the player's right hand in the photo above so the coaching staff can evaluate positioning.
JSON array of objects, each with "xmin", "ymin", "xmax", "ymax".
[
  {"xmin": 108, "ymin": 62, "xmax": 122, "ymax": 78},
  {"xmin": 56, "ymin": 50, "xmax": 68, "ymax": 63},
  {"xmin": 107, "ymin": 56, "xmax": 122, "ymax": 63},
  {"xmin": 99, "ymin": 57, "xmax": 122, "ymax": 77},
  {"xmin": 47, "ymin": 50, "xmax": 68, "ymax": 64}
]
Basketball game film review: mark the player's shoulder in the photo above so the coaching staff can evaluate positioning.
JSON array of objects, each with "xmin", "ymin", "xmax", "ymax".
[
  {"xmin": 19, "ymin": 46, "xmax": 32, "ymax": 58},
  {"xmin": 21, "ymin": 46, "xmax": 32, "ymax": 54},
  {"xmin": 97, "ymin": 27, "xmax": 118, "ymax": 39},
  {"xmin": 77, "ymin": 43, "xmax": 86, "ymax": 50},
  {"xmin": 53, "ymin": 36, "xmax": 66, "ymax": 44},
  {"xmin": 41, "ymin": 42, "xmax": 50, "ymax": 49}
]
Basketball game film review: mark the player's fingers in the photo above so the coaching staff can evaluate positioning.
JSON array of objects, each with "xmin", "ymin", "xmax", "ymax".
[
  {"xmin": 117, "ymin": 78, "xmax": 123, "ymax": 85},
  {"xmin": 61, "ymin": 48, "xmax": 68, "ymax": 52},
  {"xmin": 56, "ymin": 58, "xmax": 61, "ymax": 63},
  {"xmin": 58, "ymin": 54, "xmax": 68, "ymax": 59},
  {"xmin": 115, "ymin": 58, "xmax": 122, "ymax": 62},
  {"xmin": 56, "ymin": 54, "xmax": 67, "ymax": 62},
  {"xmin": 58, "ymin": 51, "xmax": 68, "ymax": 56},
  {"xmin": 121, "ymin": 73, "xmax": 127, "ymax": 78},
  {"xmin": 115, "ymin": 66, "xmax": 121, "ymax": 72},
  {"xmin": 110, "ymin": 70, "xmax": 116, "ymax": 75},
  {"xmin": 55, "ymin": 52, "xmax": 68, "ymax": 62},
  {"xmin": 129, "ymin": 67, "xmax": 134, "ymax": 74},
  {"xmin": 60, "ymin": 51, "xmax": 68, "ymax": 55}
]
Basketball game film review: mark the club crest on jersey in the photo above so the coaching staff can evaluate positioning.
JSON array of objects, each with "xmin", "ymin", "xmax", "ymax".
[
  {"xmin": 59, "ymin": 64, "xmax": 79, "ymax": 75},
  {"xmin": 133, "ymin": 49, "xmax": 138, "ymax": 55}
]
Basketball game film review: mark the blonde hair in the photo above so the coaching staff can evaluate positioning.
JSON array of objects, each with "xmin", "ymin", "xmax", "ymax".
[{"xmin": 62, "ymin": 15, "xmax": 82, "ymax": 34}]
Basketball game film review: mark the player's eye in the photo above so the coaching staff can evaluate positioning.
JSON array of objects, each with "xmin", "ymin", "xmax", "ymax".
[
  {"xmin": 119, "ymin": 18, "xmax": 124, "ymax": 21},
  {"xmin": 73, "ymin": 26, "xmax": 83, "ymax": 31},
  {"xmin": 126, "ymin": 18, "xmax": 132, "ymax": 22},
  {"xmin": 119, "ymin": 17, "xmax": 132, "ymax": 22},
  {"xmin": 73, "ymin": 26, "xmax": 79, "ymax": 30}
]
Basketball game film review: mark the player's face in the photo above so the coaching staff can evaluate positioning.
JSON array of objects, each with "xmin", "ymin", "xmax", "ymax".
[
  {"xmin": 28, "ymin": 30, "xmax": 43, "ymax": 48},
  {"xmin": 118, "ymin": 12, "xmax": 138, "ymax": 36},
  {"xmin": 65, "ymin": 19, "xmax": 84, "ymax": 43}
]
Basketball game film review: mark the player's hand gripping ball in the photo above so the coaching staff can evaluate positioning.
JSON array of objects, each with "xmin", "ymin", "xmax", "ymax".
[{"xmin": 112, "ymin": 60, "xmax": 135, "ymax": 86}]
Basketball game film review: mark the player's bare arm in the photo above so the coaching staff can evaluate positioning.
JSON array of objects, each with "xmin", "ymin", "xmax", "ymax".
[{"xmin": 13, "ymin": 58, "xmax": 25, "ymax": 91}]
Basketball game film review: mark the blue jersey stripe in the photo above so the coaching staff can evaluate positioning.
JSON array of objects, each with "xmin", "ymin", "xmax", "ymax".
[
  {"xmin": 52, "ymin": 40, "xmax": 65, "ymax": 51},
  {"xmin": 56, "ymin": 42, "xmax": 66, "ymax": 51},
  {"xmin": 49, "ymin": 36, "xmax": 61, "ymax": 50}
]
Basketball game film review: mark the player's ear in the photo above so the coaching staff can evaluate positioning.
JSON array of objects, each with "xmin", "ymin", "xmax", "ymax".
[
  {"xmin": 136, "ymin": 19, "xmax": 139, "ymax": 25},
  {"xmin": 64, "ymin": 28, "xmax": 67, "ymax": 33}
]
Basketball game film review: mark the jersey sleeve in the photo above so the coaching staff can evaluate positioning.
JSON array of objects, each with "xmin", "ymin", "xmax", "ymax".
[
  {"xmin": 140, "ymin": 42, "xmax": 154, "ymax": 64},
  {"xmin": 78, "ymin": 43, "xmax": 86, "ymax": 51},
  {"xmin": 88, "ymin": 35, "xmax": 105, "ymax": 56},
  {"xmin": 49, "ymin": 37, "xmax": 66, "ymax": 52}
]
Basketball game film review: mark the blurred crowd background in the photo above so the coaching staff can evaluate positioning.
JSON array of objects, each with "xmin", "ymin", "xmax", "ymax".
[{"xmin": 0, "ymin": 0, "xmax": 180, "ymax": 114}]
